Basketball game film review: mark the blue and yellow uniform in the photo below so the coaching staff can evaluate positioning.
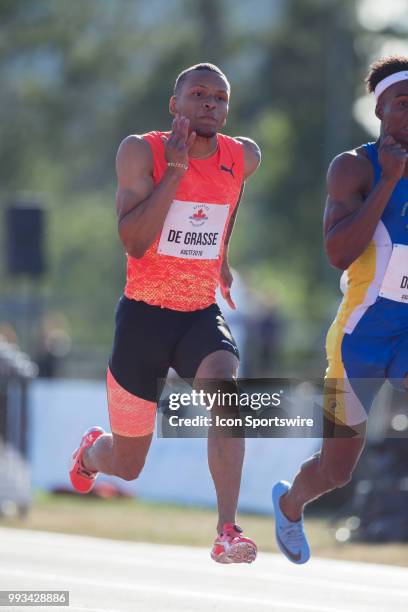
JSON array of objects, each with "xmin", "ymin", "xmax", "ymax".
[{"xmin": 325, "ymin": 142, "xmax": 408, "ymax": 426}]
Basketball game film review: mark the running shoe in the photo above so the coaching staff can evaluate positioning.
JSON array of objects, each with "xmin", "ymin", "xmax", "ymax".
[
  {"xmin": 211, "ymin": 522, "xmax": 257, "ymax": 564},
  {"xmin": 272, "ymin": 480, "xmax": 310, "ymax": 564},
  {"xmin": 69, "ymin": 426, "xmax": 104, "ymax": 494}
]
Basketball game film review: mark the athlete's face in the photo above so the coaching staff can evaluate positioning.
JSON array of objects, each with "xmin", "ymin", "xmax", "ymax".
[
  {"xmin": 378, "ymin": 80, "xmax": 408, "ymax": 146},
  {"xmin": 170, "ymin": 71, "xmax": 230, "ymax": 138}
]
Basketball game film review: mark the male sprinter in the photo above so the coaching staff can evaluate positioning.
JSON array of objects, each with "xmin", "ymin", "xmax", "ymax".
[
  {"xmin": 69, "ymin": 63, "xmax": 261, "ymax": 563},
  {"xmin": 272, "ymin": 56, "xmax": 408, "ymax": 564}
]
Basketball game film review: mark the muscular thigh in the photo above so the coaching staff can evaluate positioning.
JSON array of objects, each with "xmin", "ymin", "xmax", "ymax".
[
  {"xmin": 112, "ymin": 432, "xmax": 153, "ymax": 469},
  {"xmin": 324, "ymin": 320, "xmax": 388, "ymax": 427},
  {"xmin": 108, "ymin": 297, "xmax": 186, "ymax": 439},
  {"xmin": 109, "ymin": 296, "xmax": 183, "ymax": 401},
  {"xmin": 171, "ymin": 303, "xmax": 239, "ymax": 380}
]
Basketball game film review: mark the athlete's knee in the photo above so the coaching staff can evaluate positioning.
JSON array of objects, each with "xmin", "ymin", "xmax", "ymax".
[
  {"xmin": 319, "ymin": 461, "xmax": 354, "ymax": 489},
  {"xmin": 196, "ymin": 350, "xmax": 239, "ymax": 380},
  {"xmin": 299, "ymin": 451, "xmax": 352, "ymax": 488},
  {"xmin": 114, "ymin": 461, "xmax": 145, "ymax": 481}
]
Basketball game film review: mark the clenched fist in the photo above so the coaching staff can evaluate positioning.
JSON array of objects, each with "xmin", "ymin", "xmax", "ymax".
[
  {"xmin": 163, "ymin": 114, "xmax": 196, "ymax": 175},
  {"xmin": 379, "ymin": 134, "xmax": 408, "ymax": 182}
]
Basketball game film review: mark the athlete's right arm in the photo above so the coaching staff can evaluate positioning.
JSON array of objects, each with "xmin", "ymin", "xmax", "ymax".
[
  {"xmin": 116, "ymin": 116, "xmax": 195, "ymax": 258},
  {"xmin": 324, "ymin": 137, "xmax": 407, "ymax": 270}
]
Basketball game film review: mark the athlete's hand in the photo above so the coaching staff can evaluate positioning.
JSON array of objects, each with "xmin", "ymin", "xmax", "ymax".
[
  {"xmin": 379, "ymin": 134, "xmax": 408, "ymax": 182},
  {"xmin": 164, "ymin": 114, "xmax": 196, "ymax": 173},
  {"xmin": 220, "ymin": 259, "xmax": 236, "ymax": 310}
]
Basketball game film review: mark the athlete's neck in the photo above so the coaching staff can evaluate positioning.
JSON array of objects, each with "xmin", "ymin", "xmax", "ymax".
[{"xmin": 189, "ymin": 135, "xmax": 218, "ymax": 159}]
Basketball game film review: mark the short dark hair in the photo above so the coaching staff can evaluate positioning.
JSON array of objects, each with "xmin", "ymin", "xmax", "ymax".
[
  {"xmin": 365, "ymin": 55, "xmax": 408, "ymax": 93},
  {"xmin": 174, "ymin": 63, "xmax": 229, "ymax": 94}
]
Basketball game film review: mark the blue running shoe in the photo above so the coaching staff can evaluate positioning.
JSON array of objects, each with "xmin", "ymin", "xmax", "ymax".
[{"xmin": 272, "ymin": 480, "xmax": 310, "ymax": 564}]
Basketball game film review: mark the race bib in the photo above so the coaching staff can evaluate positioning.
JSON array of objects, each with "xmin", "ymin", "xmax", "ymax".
[
  {"xmin": 379, "ymin": 244, "xmax": 408, "ymax": 303},
  {"xmin": 157, "ymin": 200, "xmax": 230, "ymax": 260}
]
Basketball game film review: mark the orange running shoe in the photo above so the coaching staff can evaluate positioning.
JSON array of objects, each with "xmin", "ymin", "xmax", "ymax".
[
  {"xmin": 211, "ymin": 523, "xmax": 257, "ymax": 564},
  {"xmin": 69, "ymin": 427, "xmax": 104, "ymax": 494}
]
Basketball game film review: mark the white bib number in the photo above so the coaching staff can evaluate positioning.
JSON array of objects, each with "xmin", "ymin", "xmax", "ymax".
[
  {"xmin": 157, "ymin": 200, "xmax": 230, "ymax": 260},
  {"xmin": 379, "ymin": 244, "xmax": 408, "ymax": 303}
]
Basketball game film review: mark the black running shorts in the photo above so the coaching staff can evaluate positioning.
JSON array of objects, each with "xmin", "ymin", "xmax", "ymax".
[{"xmin": 109, "ymin": 296, "xmax": 240, "ymax": 402}]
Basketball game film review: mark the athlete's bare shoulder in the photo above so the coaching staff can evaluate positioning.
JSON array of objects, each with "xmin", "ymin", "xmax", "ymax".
[
  {"xmin": 115, "ymin": 135, "xmax": 155, "ymax": 220},
  {"xmin": 327, "ymin": 146, "xmax": 374, "ymax": 196},
  {"xmin": 234, "ymin": 136, "xmax": 261, "ymax": 178},
  {"xmin": 116, "ymin": 134, "xmax": 153, "ymax": 177},
  {"xmin": 324, "ymin": 145, "xmax": 375, "ymax": 241}
]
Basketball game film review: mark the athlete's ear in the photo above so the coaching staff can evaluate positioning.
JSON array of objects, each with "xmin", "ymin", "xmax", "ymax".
[
  {"xmin": 375, "ymin": 101, "xmax": 383, "ymax": 120},
  {"xmin": 169, "ymin": 96, "xmax": 177, "ymax": 116}
]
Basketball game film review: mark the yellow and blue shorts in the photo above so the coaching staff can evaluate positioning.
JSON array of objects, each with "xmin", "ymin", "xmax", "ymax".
[{"xmin": 325, "ymin": 298, "xmax": 408, "ymax": 427}]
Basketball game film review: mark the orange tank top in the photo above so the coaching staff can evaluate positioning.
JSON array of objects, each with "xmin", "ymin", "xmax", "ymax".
[{"xmin": 124, "ymin": 130, "xmax": 245, "ymax": 311}]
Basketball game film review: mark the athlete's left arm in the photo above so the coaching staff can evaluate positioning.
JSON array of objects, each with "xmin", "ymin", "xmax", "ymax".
[
  {"xmin": 223, "ymin": 137, "xmax": 261, "ymax": 252},
  {"xmin": 237, "ymin": 137, "xmax": 262, "ymax": 179},
  {"xmin": 220, "ymin": 138, "xmax": 261, "ymax": 308}
]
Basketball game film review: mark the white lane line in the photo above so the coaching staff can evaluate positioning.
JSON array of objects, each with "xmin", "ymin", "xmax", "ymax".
[
  {"xmin": 2, "ymin": 528, "xmax": 407, "ymax": 602},
  {"xmin": 2, "ymin": 527, "xmax": 407, "ymax": 573},
  {"xmin": 2, "ymin": 527, "xmax": 407, "ymax": 576},
  {"xmin": 3, "ymin": 546, "xmax": 407, "ymax": 600},
  {"xmin": 0, "ymin": 568, "xmax": 349, "ymax": 612}
]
